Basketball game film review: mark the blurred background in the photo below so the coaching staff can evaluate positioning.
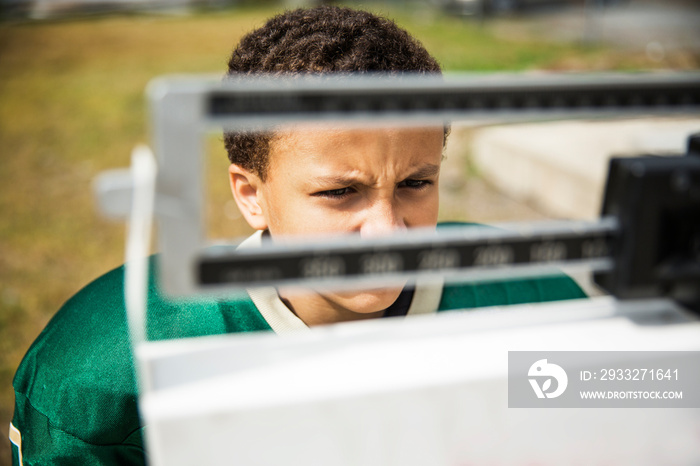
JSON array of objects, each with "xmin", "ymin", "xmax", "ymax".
[{"xmin": 1, "ymin": 0, "xmax": 698, "ymax": 462}]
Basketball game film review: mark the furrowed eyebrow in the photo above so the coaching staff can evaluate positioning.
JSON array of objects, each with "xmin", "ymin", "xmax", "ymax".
[
  {"xmin": 309, "ymin": 164, "xmax": 441, "ymax": 188},
  {"xmin": 309, "ymin": 175, "xmax": 364, "ymax": 187},
  {"xmin": 405, "ymin": 164, "xmax": 441, "ymax": 179}
]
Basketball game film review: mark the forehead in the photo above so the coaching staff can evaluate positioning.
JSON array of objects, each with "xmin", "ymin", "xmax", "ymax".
[{"xmin": 266, "ymin": 124, "xmax": 445, "ymax": 178}]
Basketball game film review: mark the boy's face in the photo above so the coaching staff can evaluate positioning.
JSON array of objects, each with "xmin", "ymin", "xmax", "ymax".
[{"xmin": 229, "ymin": 125, "xmax": 444, "ymax": 317}]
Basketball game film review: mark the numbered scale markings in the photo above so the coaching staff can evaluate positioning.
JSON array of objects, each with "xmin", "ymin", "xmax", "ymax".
[
  {"xmin": 208, "ymin": 74, "xmax": 700, "ymax": 122},
  {"xmin": 198, "ymin": 220, "xmax": 616, "ymax": 289}
]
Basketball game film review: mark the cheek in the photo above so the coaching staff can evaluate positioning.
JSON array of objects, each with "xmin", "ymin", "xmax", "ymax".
[
  {"xmin": 405, "ymin": 189, "xmax": 440, "ymax": 226},
  {"xmin": 296, "ymin": 205, "xmax": 356, "ymax": 235},
  {"xmin": 264, "ymin": 188, "xmax": 347, "ymax": 236}
]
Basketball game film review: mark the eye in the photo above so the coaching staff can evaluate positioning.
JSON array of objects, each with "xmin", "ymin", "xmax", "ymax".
[
  {"xmin": 313, "ymin": 187, "xmax": 355, "ymax": 199},
  {"xmin": 399, "ymin": 179, "xmax": 432, "ymax": 190}
]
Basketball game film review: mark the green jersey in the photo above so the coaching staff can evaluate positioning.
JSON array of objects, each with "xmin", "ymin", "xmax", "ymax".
[{"xmin": 10, "ymin": 231, "xmax": 585, "ymax": 465}]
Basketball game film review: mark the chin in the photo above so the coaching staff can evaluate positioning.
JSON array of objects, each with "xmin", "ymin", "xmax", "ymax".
[{"xmin": 328, "ymin": 286, "xmax": 405, "ymax": 314}]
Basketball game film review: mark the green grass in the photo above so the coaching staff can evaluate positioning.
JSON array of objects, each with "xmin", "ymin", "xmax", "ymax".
[{"xmin": 0, "ymin": 4, "xmax": 694, "ymax": 463}]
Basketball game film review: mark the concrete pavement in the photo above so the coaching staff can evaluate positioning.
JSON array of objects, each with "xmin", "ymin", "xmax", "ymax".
[{"xmin": 469, "ymin": 117, "xmax": 700, "ymax": 220}]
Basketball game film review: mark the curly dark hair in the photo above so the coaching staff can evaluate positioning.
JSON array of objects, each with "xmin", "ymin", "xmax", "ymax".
[{"xmin": 224, "ymin": 6, "xmax": 442, "ymax": 180}]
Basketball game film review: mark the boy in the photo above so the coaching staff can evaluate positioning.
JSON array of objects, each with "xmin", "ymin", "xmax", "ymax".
[{"xmin": 10, "ymin": 6, "xmax": 584, "ymax": 465}]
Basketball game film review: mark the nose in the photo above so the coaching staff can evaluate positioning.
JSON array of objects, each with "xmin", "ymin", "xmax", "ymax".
[{"xmin": 359, "ymin": 199, "xmax": 406, "ymax": 238}]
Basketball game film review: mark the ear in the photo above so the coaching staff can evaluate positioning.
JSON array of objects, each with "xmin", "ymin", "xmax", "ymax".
[{"xmin": 228, "ymin": 164, "xmax": 268, "ymax": 231}]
